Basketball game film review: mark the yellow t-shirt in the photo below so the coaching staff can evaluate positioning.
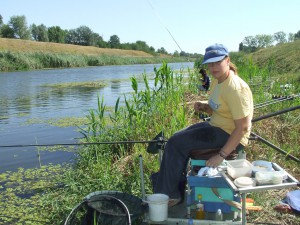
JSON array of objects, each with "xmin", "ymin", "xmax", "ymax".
[{"xmin": 208, "ymin": 74, "xmax": 253, "ymax": 146}]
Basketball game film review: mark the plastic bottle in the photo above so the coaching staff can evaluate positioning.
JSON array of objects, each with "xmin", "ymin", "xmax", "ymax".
[
  {"xmin": 215, "ymin": 209, "xmax": 223, "ymax": 221},
  {"xmin": 195, "ymin": 194, "xmax": 205, "ymax": 220},
  {"xmin": 238, "ymin": 150, "xmax": 246, "ymax": 159},
  {"xmin": 188, "ymin": 218, "xmax": 194, "ymax": 224}
]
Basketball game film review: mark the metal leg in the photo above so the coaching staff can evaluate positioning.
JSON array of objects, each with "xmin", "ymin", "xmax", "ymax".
[
  {"xmin": 242, "ymin": 193, "xmax": 246, "ymax": 225},
  {"xmin": 139, "ymin": 155, "xmax": 146, "ymax": 200}
]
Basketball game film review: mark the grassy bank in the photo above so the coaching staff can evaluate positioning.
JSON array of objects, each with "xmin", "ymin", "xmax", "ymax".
[
  {"xmin": 0, "ymin": 38, "xmax": 191, "ymax": 72},
  {"xmin": 0, "ymin": 40, "xmax": 299, "ymax": 224},
  {"xmin": 51, "ymin": 62, "xmax": 300, "ymax": 225},
  {"xmin": 251, "ymin": 39, "xmax": 300, "ymax": 74}
]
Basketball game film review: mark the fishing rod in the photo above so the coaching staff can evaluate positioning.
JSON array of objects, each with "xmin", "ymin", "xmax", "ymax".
[
  {"xmin": 200, "ymin": 95, "xmax": 300, "ymax": 121},
  {"xmin": 254, "ymin": 93, "xmax": 299, "ymax": 109},
  {"xmin": 252, "ymin": 105, "xmax": 300, "ymax": 123},
  {"xmin": 1, "ymin": 105, "xmax": 299, "ymax": 149},
  {"xmin": 250, "ymin": 132, "xmax": 300, "ymax": 163},
  {"xmin": 0, "ymin": 140, "xmax": 160, "ymax": 148},
  {"xmin": 250, "ymin": 105, "xmax": 300, "ymax": 163}
]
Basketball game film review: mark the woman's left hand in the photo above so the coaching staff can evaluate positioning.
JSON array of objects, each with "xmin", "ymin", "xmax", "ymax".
[{"xmin": 206, "ymin": 154, "xmax": 224, "ymax": 168}]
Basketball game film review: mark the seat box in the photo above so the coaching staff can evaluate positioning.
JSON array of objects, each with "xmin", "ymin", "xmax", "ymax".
[{"xmin": 187, "ymin": 160, "xmax": 240, "ymax": 219}]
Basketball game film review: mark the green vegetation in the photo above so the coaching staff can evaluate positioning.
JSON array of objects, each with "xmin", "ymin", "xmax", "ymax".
[
  {"xmin": 25, "ymin": 116, "xmax": 89, "ymax": 127},
  {"xmin": 251, "ymin": 39, "xmax": 300, "ymax": 74},
  {"xmin": 0, "ymin": 15, "xmax": 201, "ymax": 57},
  {"xmin": 0, "ymin": 48, "xmax": 189, "ymax": 72},
  {"xmin": 0, "ymin": 42, "xmax": 300, "ymax": 224},
  {"xmin": 42, "ymin": 81, "xmax": 107, "ymax": 89}
]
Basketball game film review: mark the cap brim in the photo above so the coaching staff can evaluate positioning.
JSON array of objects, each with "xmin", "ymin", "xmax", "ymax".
[{"xmin": 202, "ymin": 55, "xmax": 226, "ymax": 65}]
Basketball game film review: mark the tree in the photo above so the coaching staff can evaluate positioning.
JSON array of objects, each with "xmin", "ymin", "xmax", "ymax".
[
  {"xmin": 92, "ymin": 33, "xmax": 107, "ymax": 48},
  {"xmin": 65, "ymin": 29, "xmax": 78, "ymax": 45},
  {"xmin": 157, "ymin": 47, "xmax": 167, "ymax": 54},
  {"xmin": 288, "ymin": 33, "xmax": 295, "ymax": 42},
  {"xmin": 133, "ymin": 40, "xmax": 153, "ymax": 53},
  {"xmin": 0, "ymin": 24, "xmax": 14, "ymax": 38},
  {"xmin": 0, "ymin": 14, "xmax": 3, "ymax": 26},
  {"xmin": 294, "ymin": 30, "xmax": 300, "ymax": 40},
  {"xmin": 243, "ymin": 36, "xmax": 257, "ymax": 47},
  {"xmin": 8, "ymin": 15, "xmax": 31, "ymax": 39},
  {"xmin": 48, "ymin": 26, "xmax": 66, "ymax": 43},
  {"xmin": 109, "ymin": 35, "xmax": 120, "ymax": 48},
  {"xmin": 120, "ymin": 42, "xmax": 132, "ymax": 50},
  {"xmin": 255, "ymin": 34, "xmax": 273, "ymax": 48},
  {"xmin": 241, "ymin": 34, "xmax": 273, "ymax": 52},
  {"xmin": 149, "ymin": 46, "xmax": 155, "ymax": 53},
  {"xmin": 238, "ymin": 42, "xmax": 244, "ymax": 51},
  {"xmin": 96, "ymin": 35, "xmax": 108, "ymax": 48},
  {"xmin": 242, "ymin": 36, "xmax": 258, "ymax": 51},
  {"xmin": 31, "ymin": 23, "xmax": 49, "ymax": 42},
  {"xmin": 273, "ymin": 31, "xmax": 287, "ymax": 44},
  {"xmin": 180, "ymin": 51, "xmax": 188, "ymax": 57},
  {"xmin": 65, "ymin": 26, "xmax": 97, "ymax": 46},
  {"xmin": 76, "ymin": 25, "xmax": 95, "ymax": 46},
  {"xmin": 173, "ymin": 50, "xmax": 179, "ymax": 57}
]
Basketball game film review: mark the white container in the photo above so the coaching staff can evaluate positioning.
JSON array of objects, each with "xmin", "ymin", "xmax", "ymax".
[
  {"xmin": 255, "ymin": 171, "xmax": 283, "ymax": 185},
  {"xmin": 146, "ymin": 194, "xmax": 169, "ymax": 222},
  {"xmin": 227, "ymin": 159, "xmax": 253, "ymax": 179}
]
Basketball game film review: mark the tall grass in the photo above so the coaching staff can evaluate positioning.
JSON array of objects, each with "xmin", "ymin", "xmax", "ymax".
[
  {"xmin": 35, "ymin": 62, "xmax": 192, "ymax": 224},
  {"xmin": 44, "ymin": 60, "xmax": 298, "ymax": 224},
  {"xmin": 0, "ymin": 51, "xmax": 190, "ymax": 72},
  {"xmin": 0, "ymin": 59, "xmax": 299, "ymax": 224}
]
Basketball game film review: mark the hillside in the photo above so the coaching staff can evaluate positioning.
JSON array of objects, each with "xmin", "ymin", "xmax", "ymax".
[
  {"xmin": 251, "ymin": 39, "xmax": 300, "ymax": 73},
  {"xmin": 0, "ymin": 38, "xmax": 154, "ymax": 57},
  {"xmin": 0, "ymin": 38, "xmax": 190, "ymax": 71},
  {"xmin": 1, "ymin": 38, "xmax": 299, "ymax": 73}
]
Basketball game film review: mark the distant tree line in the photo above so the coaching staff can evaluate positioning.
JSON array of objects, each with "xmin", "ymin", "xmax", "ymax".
[
  {"xmin": 239, "ymin": 31, "xmax": 300, "ymax": 53},
  {"xmin": 0, "ymin": 14, "xmax": 201, "ymax": 58},
  {"xmin": 0, "ymin": 14, "xmax": 299, "ymax": 56}
]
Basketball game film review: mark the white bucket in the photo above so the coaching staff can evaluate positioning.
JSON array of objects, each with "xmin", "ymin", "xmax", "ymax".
[{"xmin": 146, "ymin": 194, "xmax": 169, "ymax": 222}]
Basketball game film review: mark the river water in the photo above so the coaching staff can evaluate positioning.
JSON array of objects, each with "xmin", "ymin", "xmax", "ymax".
[{"xmin": 0, "ymin": 62, "xmax": 193, "ymax": 172}]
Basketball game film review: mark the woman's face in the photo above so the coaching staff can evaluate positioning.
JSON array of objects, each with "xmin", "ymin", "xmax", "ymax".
[{"xmin": 207, "ymin": 57, "xmax": 229, "ymax": 80}]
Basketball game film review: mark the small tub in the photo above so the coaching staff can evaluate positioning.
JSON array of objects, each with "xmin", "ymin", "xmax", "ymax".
[
  {"xmin": 252, "ymin": 160, "xmax": 273, "ymax": 175},
  {"xmin": 146, "ymin": 194, "xmax": 169, "ymax": 222}
]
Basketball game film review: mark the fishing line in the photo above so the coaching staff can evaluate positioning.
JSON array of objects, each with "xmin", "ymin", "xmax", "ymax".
[
  {"xmin": 145, "ymin": 0, "xmax": 193, "ymax": 66},
  {"xmin": 145, "ymin": 0, "xmax": 183, "ymax": 53}
]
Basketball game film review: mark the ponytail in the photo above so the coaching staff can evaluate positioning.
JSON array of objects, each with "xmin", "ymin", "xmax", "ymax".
[
  {"xmin": 228, "ymin": 57, "xmax": 238, "ymax": 74},
  {"xmin": 229, "ymin": 62, "xmax": 238, "ymax": 74}
]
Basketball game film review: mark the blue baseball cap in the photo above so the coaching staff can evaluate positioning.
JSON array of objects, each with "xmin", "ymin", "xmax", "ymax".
[{"xmin": 202, "ymin": 44, "xmax": 229, "ymax": 64}]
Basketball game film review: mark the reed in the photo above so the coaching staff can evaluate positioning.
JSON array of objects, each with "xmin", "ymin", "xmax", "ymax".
[
  {"xmin": 0, "ymin": 60, "xmax": 299, "ymax": 225},
  {"xmin": 0, "ymin": 50, "xmax": 189, "ymax": 72}
]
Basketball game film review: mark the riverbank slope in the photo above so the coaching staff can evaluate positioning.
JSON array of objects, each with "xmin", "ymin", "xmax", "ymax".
[{"xmin": 0, "ymin": 38, "xmax": 191, "ymax": 71}]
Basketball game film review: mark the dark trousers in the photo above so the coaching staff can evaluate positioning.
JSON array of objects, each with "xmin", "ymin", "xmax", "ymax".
[{"xmin": 154, "ymin": 122, "xmax": 233, "ymax": 199}]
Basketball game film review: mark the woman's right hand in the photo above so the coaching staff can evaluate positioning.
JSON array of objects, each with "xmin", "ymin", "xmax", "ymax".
[{"xmin": 194, "ymin": 102, "xmax": 212, "ymax": 114}]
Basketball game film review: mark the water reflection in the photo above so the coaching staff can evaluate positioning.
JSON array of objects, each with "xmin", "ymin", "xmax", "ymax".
[
  {"xmin": 110, "ymin": 80, "xmax": 121, "ymax": 91},
  {"xmin": 0, "ymin": 62, "xmax": 193, "ymax": 172}
]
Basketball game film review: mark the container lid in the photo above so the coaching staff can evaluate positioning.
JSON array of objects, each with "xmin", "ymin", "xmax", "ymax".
[
  {"xmin": 234, "ymin": 177, "xmax": 256, "ymax": 188},
  {"xmin": 252, "ymin": 160, "xmax": 273, "ymax": 173}
]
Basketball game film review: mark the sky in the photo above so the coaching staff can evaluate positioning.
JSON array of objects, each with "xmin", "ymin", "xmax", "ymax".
[{"xmin": 1, "ymin": 0, "xmax": 299, "ymax": 54}]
